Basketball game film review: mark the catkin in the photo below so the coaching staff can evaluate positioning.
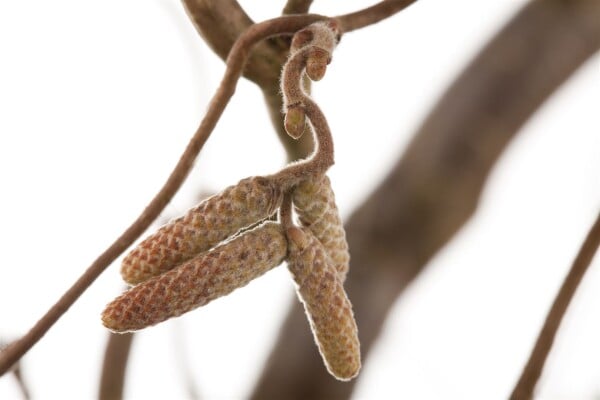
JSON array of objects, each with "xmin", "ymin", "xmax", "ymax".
[
  {"xmin": 103, "ymin": 222, "xmax": 287, "ymax": 332},
  {"xmin": 286, "ymin": 226, "xmax": 360, "ymax": 381},
  {"xmin": 121, "ymin": 176, "xmax": 282, "ymax": 285},
  {"xmin": 293, "ymin": 175, "xmax": 349, "ymax": 280}
]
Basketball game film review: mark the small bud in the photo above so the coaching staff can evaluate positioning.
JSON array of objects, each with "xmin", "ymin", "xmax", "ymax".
[
  {"xmin": 284, "ymin": 106, "xmax": 306, "ymax": 139},
  {"xmin": 305, "ymin": 48, "xmax": 331, "ymax": 81},
  {"xmin": 290, "ymin": 28, "xmax": 314, "ymax": 53},
  {"xmin": 286, "ymin": 227, "xmax": 361, "ymax": 381},
  {"xmin": 103, "ymin": 222, "xmax": 287, "ymax": 332},
  {"xmin": 121, "ymin": 176, "xmax": 282, "ymax": 285},
  {"xmin": 293, "ymin": 175, "xmax": 350, "ymax": 280}
]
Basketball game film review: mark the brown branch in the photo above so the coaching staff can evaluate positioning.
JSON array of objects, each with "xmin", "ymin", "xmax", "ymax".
[
  {"xmin": 283, "ymin": 0, "xmax": 313, "ymax": 15},
  {"xmin": 335, "ymin": 0, "xmax": 418, "ymax": 33},
  {"xmin": 510, "ymin": 212, "xmax": 600, "ymax": 400},
  {"xmin": 0, "ymin": 14, "xmax": 328, "ymax": 377},
  {"xmin": 251, "ymin": 0, "xmax": 600, "ymax": 398},
  {"xmin": 98, "ymin": 332, "xmax": 135, "ymax": 400}
]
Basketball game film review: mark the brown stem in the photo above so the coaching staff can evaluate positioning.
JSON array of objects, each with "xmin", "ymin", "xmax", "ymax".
[
  {"xmin": 510, "ymin": 212, "xmax": 600, "ymax": 400},
  {"xmin": 283, "ymin": 0, "xmax": 313, "ymax": 15},
  {"xmin": 251, "ymin": 0, "xmax": 600, "ymax": 398},
  {"xmin": 0, "ymin": 14, "xmax": 329, "ymax": 377},
  {"xmin": 279, "ymin": 194, "xmax": 294, "ymax": 230},
  {"xmin": 335, "ymin": 0, "xmax": 418, "ymax": 33},
  {"xmin": 98, "ymin": 332, "xmax": 135, "ymax": 400}
]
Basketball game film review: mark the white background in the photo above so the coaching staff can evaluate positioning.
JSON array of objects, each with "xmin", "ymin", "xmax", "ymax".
[{"xmin": 0, "ymin": 0, "xmax": 599, "ymax": 399}]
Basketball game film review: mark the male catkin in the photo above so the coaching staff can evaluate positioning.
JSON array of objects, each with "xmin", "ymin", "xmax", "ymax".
[
  {"xmin": 293, "ymin": 175, "xmax": 350, "ymax": 280},
  {"xmin": 286, "ymin": 226, "xmax": 360, "ymax": 381},
  {"xmin": 103, "ymin": 222, "xmax": 287, "ymax": 332},
  {"xmin": 121, "ymin": 176, "xmax": 282, "ymax": 285}
]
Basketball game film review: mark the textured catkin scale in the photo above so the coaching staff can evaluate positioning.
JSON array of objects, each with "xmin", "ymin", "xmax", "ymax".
[
  {"xmin": 286, "ymin": 227, "xmax": 361, "ymax": 381},
  {"xmin": 103, "ymin": 222, "xmax": 287, "ymax": 332},
  {"xmin": 120, "ymin": 176, "xmax": 282, "ymax": 285},
  {"xmin": 293, "ymin": 175, "xmax": 350, "ymax": 280}
]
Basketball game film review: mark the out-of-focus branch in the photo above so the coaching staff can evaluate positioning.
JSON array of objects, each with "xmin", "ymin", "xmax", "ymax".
[
  {"xmin": 99, "ymin": 332, "xmax": 135, "ymax": 400},
  {"xmin": 251, "ymin": 1, "xmax": 600, "ymax": 398},
  {"xmin": 182, "ymin": 0, "xmax": 286, "ymax": 86},
  {"xmin": 510, "ymin": 212, "xmax": 600, "ymax": 400},
  {"xmin": 283, "ymin": 0, "xmax": 313, "ymax": 15},
  {"xmin": 0, "ymin": 13, "xmax": 327, "ymax": 377},
  {"xmin": 336, "ymin": 0, "xmax": 418, "ymax": 33}
]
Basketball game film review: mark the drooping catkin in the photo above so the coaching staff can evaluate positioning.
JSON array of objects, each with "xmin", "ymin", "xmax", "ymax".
[
  {"xmin": 121, "ymin": 176, "xmax": 282, "ymax": 285},
  {"xmin": 103, "ymin": 222, "xmax": 287, "ymax": 332},
  {"xmin": 293, "ymin": 175, "xmax": 349, "ymax": 280},
  {"xmin": 286, "ymin": 226, "xmax": 360, "ymax": 381}
]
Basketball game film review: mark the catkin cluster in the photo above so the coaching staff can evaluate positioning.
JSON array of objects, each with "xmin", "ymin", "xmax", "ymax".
[{"xmin": 102, "ymin": 20, "xmax": 360, "ymax": 381}]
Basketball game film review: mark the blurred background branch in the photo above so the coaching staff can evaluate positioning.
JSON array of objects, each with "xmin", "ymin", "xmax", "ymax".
[
  {"xmin": 251, "ymin": 0, "xmax": 600, "ymax": 398},
  {"xmin": 511, "ymin": 212, "xmax": 600, "ymax": 399}
]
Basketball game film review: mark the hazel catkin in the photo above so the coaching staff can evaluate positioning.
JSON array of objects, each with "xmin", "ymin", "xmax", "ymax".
[
  {"xmin": 103, "ymin": 222, "xmax": 287, "ymax": 332},
  {"xmin": 121, "ymin": 176, "xmax": 282, "ymax": 285},
  {"xmin": 286, "ymin": 226, "xmax": 360, "ymax": 381},
  {"xmin": 292, "ymin": 175, "xmax": 350, "ymax": 280}
]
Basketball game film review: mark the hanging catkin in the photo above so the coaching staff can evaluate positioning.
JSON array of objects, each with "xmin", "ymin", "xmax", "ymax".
[
  {"xmin": 293, "ymin": 175, "xmax": 350, "ymax": 280},
  {"xmin": 103, "ymin": 222, "xmax": 287, "ymax": 332},
  {"xmin": 121, "ymin": 176, "xmax": 282, "ymax": 285},
  {"xmin": 286, "ymin": 226, "xmax": 360, "ymax": 381}
]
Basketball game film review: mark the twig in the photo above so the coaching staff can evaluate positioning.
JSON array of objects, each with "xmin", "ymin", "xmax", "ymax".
[
  {"xmin": 0, "ymin": 14, "xmax": 329, "ymax": 377},
  {"xmin": 335, "ymin": 0, "xmax": 418, "ymax": 33},
  {"xmin": 98, "ymin": 332, "xmax": 135, "ymax": 400},
  {"xmin": 510, "ymin": 212, "xmax": 600, "ymax": 400},
  {"xmin": 182, "ymin": 0, "xmax": 315, "ymax": 161},
  {"xmin": 283, "ymin": 0, "xmax": 313, "ymax": 15},
  {"xmin": 12, "ymin": 363, "xmax": 30, "ymax": 400},
  {"xmin": 251, "ymin": 0, "xmax": 600, "ymax": 398}
]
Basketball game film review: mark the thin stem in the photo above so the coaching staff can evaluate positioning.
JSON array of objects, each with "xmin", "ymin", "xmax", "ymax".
[
  {"xmin": 279, "ymin": 194, "xmax": 294, "ymax": 230},
  {"xmin": 0, "ymin": 14, "xmax": 328, "ymax": 377},
  {"xmin": 98, "ymin": 332, "xmax": 135, "ymax": 400},
  {"xmin": 335, "ymin": 0, "xmax": 418, "ymax": 33},
  {"xmin": 510, "ymin": 212, "xmax": 600, "ymax": 400}
]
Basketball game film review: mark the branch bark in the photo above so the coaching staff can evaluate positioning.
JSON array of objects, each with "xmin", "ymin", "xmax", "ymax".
[
  {"xmin": 510, "ymin": 212, "xmax": 600, "ymax": 400},
  {"xmin": 251, "ymin": 0, "xmax": 600, "ymax": 398}
]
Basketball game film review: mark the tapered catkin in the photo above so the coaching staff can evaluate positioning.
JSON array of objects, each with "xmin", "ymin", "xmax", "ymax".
[
  {"xmin": 286, "ymin": 226, "xmax": 360, "ymax": 381},
  {"xmin": 293, "ymin": 175, "xmax": 349, "ymax": 280},
  {"xmin": 103, "ymin": 222, "xmax": 287, "ymax": 332},
  {"xmin": 121, "ymin": 176, "xmax": 282, "ymax": 285}
]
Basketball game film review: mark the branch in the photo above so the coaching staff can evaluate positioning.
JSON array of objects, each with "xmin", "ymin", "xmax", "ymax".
[
  {"xmin": 510, "ymin": 212, "xmax": 600, "ymax": 400},
  {"xmin": 283, "ymin": 0, "xmax": 313, "ymax": 15},
  {"xmin": 251, "ymin": 0, "xmax": 600, "ymax": 398},
  {"xmin": 335, "ymin": 0, "xmax": 418, "ymax": 33},
  {"xmin": 98, "ymin": 332, "xmax": 135, "ymax": 400},
  {"xmin": 0, "ymin": 14, "xmax": 328, "ymax": 377}
]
